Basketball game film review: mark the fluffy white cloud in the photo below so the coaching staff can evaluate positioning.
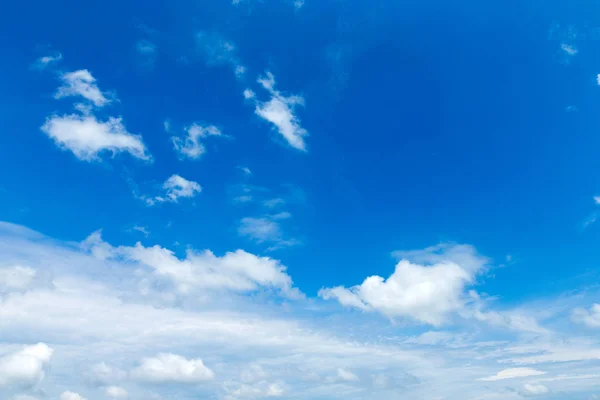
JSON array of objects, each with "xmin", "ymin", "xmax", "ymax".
[
  {"xmin": 140, "ymin": 175, "xmax": 202, "ymax": 205},
  {"xmin": 478, "ymin": 368, "xmax": 546, "ymax": 382},
  {"xmin": 572, "ymin": 304, "xmax": 600, "ymax": 328},
  {"xmin": 521, "ymin": 383, "xmax": 549, "ymax": 396},
  {"xmin": 105, "ymin": 386, "xmax": 128, "ymax": 398},
  {"xmin": 319, "ymin": 244, "xmax": 487, "ymax": 326},
  {"xmin": 244, "ymin": 89, "xmax": 256, "ymax": 100},
  {"xmin": 82, "ymin": 229, "xmax": 300, "ymax": 297},
  {"xmin": 254, "ymin": 72, "xmax": 308, "ymax": 151},
  {"xmin": 60, "ymin": 392, "xmax": 86, "ymax": 400},
  {"xmin": 225, "ymin": 381, "xmax": 285, "ymax": 398},
  {"xmin": 0, "ymin": 343, "xmax": 54, "ymax": 387},
  {"xmin": 171, "ymin": 123, "xmax": 223, "ymax": 159},
  {"xmin": 55, "ymin": 70, "xmax": 111, "ymax": 107},
  {"xmin": 132, "ymin": 353, "xmax": 215, "ymax": 383},
  {"xmin": 41, "ymin": 114, "xmax": 150, "ymax": 161}
]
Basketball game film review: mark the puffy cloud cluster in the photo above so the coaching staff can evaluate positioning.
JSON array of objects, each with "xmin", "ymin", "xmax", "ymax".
[{"xmin": 0, "ymin": 343, "xmax": 54, "ymax": 387}]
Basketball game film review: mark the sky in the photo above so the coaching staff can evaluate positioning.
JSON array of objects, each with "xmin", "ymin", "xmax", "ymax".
[{"xmin": 2, "ymin": 0, "xmax": 600, "ymax": 399}]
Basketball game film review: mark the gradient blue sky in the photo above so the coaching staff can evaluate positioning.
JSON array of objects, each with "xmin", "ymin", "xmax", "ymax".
[{"xmin": 1, "ymin": 1, "xmax": 600, "ymax": 399}]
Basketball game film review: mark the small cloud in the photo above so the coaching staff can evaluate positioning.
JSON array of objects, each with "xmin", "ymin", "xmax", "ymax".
[
  {"xmin": 263, "ymin": 198, "xmax": 285, "ymax": 208},
  {"xmin": 41, "ymin": 114, "xmax": 150, "ymax": 161},
  {"xmin": 520, "ymin": 383, "xmax": 549, "ymax": 397},
  {"xmin": 55, "ymin": 69, "xmax": 112, "ymax": 107},
  {"xmin": 196, "ymin": 31, "xmax": 245, "ymax": 79},
  {"xmin": 137, "ymin": 39, "xmax": 156, "ymax": 55},
  {"xmin": 235, "ymin": 65, "xmax": 246, "ymax": 78},
  {"xmin": 244, "ymin": 89, "xmax": 256, "ymax": 100},
  {"xmin": 32, "ymin": 52, "xmax": 63, "ymax": 70},
  {"xmin": 105, "ymin": 386, "xmax": 128, "ymax": 399},
  {"xmin": 237, "ymin": 165, "xmax": 252, "ymax": 176},
  {"xmin": 132, "ymin": 226, "xmax": 150, "ymax": 237},
  {"xmin": 253, "ymin": 71, "xmax": 308, "ymax": 151},
  {"xmin": 132, "ymin": 353, "xmax": 214, "ymax": 383},
  {"xmin": 141, "ymin": 175, "xmax": 202, "ymax": 206},
  {"xmin": 171, "ymin": 123, "xmax": 224, "ymax": 160},
  {"xmin": 561, "ymin": 43, "xmax": 578, "ymax": 56},
  {"xmin": 594, "ymin": 196, "xmax": 600, "ymax": 205},
  {"xmin": 565, "ymin": 105, "xmax": 579, "ymax": 112},
  {"xmin": 294, "ymin": 0, "xmax": 305, "ymax": 8},
  {"xmin": 337, "ymin": 368, "xmax": 359, "ymax": 382},
  {"xmin": 60, "ymin": 392, "xmax": 86, "ymax": 400},
  {"xmin": 234, "ymin": 195, "xmax": 253, "ymax": 203},
  {"xmin": 478, "ymin": 368, "xmax": 546, "ymax": 382}
]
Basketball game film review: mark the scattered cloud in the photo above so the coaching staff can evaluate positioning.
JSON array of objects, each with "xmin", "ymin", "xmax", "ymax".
[
  {"xmin": 55, "ymin": 70, "xmax": 111, "ymax": 107},
  {"xmin": 60, "ymin": 392, "xmax": 86, "ymax": 400},
  {"xmin": 572, "ymin": 304, "xmax": 600, "ymax": 328},
  {"xmin": 263, "ymin": 198, "xmax": 285, "ymax": 208},
  {"xmin": 337, "ymin": 368, "xmax": 359, "ymax": 382},
  {"xmin": 105, "ymin": 385, "xmax": 128, "ymax": 398},
  {"xmin": 0, "ymin": 343, "xmax": 54, "ymax": 387},
  {"xmin": 594, "ymin": 196, "xmax": 600, "ymax": 205},
  {"xmin": 238, "ymin": 215, "xmax": 299, "ymax": 251},
  {"xmin": 171, "ymin": 123, "xmax": 224, "ymax": 159},
  {"xmin": 41, "ymin": 114, "xmax": 150, "ymax": 161},
  {"xmin": 82, "ymin": 229, "xmax": 300, "ymax": 297},
  {"xmin": 253, "ymin": 71, "xmax": 308, "ymax": 151},
  {"xmin": 136, "ymin": 39, "xmax": 157, "ymax": 67},
  {"xmin": 520, "ymin": 383, "xmax": 549, "ymax": 396},
  {"xmin": 32, "ymin": 52, "xmax": 63, "ymax": 70},
  {"xmin": 196, "ymin": 32, "xmax": 245, "ymax": 78},
  {"xmin": 132, "ymin": 226, "xmax": 150, "ymax": 237},
  {"xmin": 244, "ymin": 89, "xmax": 256, "ymax": 100},
  {"xmin": 478, "ymin": 368, "xmax": 546, "ymax": 382},
  {"xmin": 132, "ymin": 353, "xmax": 215, "ymax": 383},
  {"xmin": 237, "ymin": 166, "xmax": 252, "ymax": 176},
  {"xmin": 141, "ymin": 175, "xmax": 202, "ymax": 205},
  {"xmin": 320, "ymin": 244, "xmax": 487, "ymax": 326},
  {"xmin": 561, "ymin": 43, "xmax": 578, "ymax": 56}
]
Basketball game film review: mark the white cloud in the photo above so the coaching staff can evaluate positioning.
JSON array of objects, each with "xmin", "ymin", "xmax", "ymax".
[
  {"xmin": 0, "ymin": 265, "xmax": 37, "ymax": 293},
  {"xmin": 132, "ymin": 353, "xmax": 215, "ymax": 383},
  {"xmin": 561, "ymin": 43, "xmax": 578, "ymax": 56},
  {"xmin": 594, "ymin": 196, "xmax": 600, "ymax": 205},
  {"xmin": 254, "ymin": 72, "xmax": 308, "ymax": 151},
  {"xmin": 60, "ymin": 392, "xmax": 86, "ymax": 400},
  {"xmin": 243, "ymin": 89, "xmax": 256, "ymax": 100},
  {"xmin": 521, "ymin": 383, "xmax": 549, "ymax": 396},
  {"xmin": 319, "ymin": 244, "xmax": 487, "ymax": 326},
  {"xmin": 32, "ymin": 52, "xmax": 63, "ymax": 69},
  {"xmin": 82, "ymin": 229, "xmax": 300, "ymax": 297},
  {"xmin": 597, "ymin": 74, "xmax": 600, "ymax": 86},
  {"xmin": 41, "ymin": 114, "xmax": 150, "ymax": 161},
  {"xmin": 105, "ymin": 386, "xmax": 128, "ymax": 398},
  {"xmin": 237, "ymin": 166, "xmax": 252, "ymax": 176},
  {"xmin": 55, "ymin": 70, "xmax": 111, "ymax": 107},
  {"xmin": 137, "ymin": 39, "xmax": 156, "ymax": 55},
  {"xmin": 0, "ymin": 343, "xmax": 54, "ymax": 387},
  {"xmin": 196, "ymin": 32, "xmax": 245, "ymax": 78},
  {"xmin": 572, "ymin": 304, "xmax": 600, "ymax": 328},
  {"xmin": 171, "ymin": 123, "xmax": 223, "ymax": 159},
  {"xmin": 132, "ymin": 226, "xmax": 150, "ymax": 237},
  {"xmin": 478, "ymin": 368, "xmax": 546, "ymax": 382},
  {"xmin": 238, "ymin": 217, "xmax": 282, "ymax": 243},
  {"xmin": 337, "ymin": 368, "xmax": 359, "ymax": 382},
  {"xmin": 263, "ymin": 198, "xmax": 285, "ymax": 208},
  {"xmin": 162, "ymin": 174, "xmax": 202, "ymax": 202},
  {"xmin": 293, "ymin": 0, "xmax": 305, "ymax": 9}
]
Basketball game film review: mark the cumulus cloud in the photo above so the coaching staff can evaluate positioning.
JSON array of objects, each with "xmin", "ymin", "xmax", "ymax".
[
  {"xmin": 82, "ymin": 229, "xmax": 300, "ymax": 297},
  {"xmin": 55, "ymin": 70, "xmax": 111, "ymax": 107},
  {"xmin": 105, "ymin": 386, "xmax": 128, "ymax": 398},
  {"xmin": 0, "ymin": 343, "xmax": 54, "ymax": 387},
  {"xmin": 254, "ymin": 72, "xmax": 308, "ymax": 151},
  {"xmin": 132, "ymin": 353, "xmax": 215, "ymax": 383},
  {"xmin": 171, "ymin": 123, "xmax": 223, "ymax": 159},
  {"xmin": 41, "ymin": 114, "xmax": 150, "ymax": 161},
  {"xmin": 572, "ymin": 304, "xmax": 600, "ymax": 328},
  {"xmin": 478, "ymin": 368, "xmax": 546, "ymax": 382},
  {"xmin": 319, "ymin": 244, "xmax": 487, "ymax": 325}
]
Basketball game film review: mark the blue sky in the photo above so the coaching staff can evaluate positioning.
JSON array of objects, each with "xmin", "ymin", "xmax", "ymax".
[{"xmin": 2, "ymin": 0, "xmax": 600, "ymax": 399}]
